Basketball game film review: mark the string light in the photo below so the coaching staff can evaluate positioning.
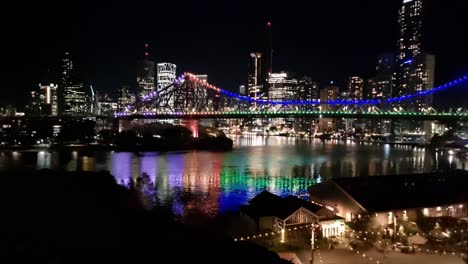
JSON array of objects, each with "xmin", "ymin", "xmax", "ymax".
[{"xmin": 232, "ymin": 224, "xmax": 314, "ymax": 242}]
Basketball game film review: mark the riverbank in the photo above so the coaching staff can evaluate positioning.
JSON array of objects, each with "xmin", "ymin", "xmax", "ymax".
[{"xmin": 0, "ymin": 136, "xmax": 234, "ymax": 152}]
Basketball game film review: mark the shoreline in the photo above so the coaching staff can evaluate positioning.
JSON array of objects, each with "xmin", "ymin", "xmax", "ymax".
[{"xmin": 0, "ymin": 138, "xmax": 234, "ymax": 152}]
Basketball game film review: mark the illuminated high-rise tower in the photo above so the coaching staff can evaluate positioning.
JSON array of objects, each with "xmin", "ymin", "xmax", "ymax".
[
  {"xmin": 157, "ymin": 63, "xmax": 176, "ymax": 91},
  {"xmin": 393, "ymin": 0, "xmax": 423, "ymax": 98},
  {"xmin": 248, "ymin": 52, "xmax": 263, "ymax": 103},
  {"xmin": 136, "ymin": 44, "xmax": 155, "ymax": 99},
  {"xmin": 61, "ymin": 51, "xmax": 86, "ymax": 115},
  {"xmin": 393, "ymin": 0, "xmax": 435, "ymax": 135},
  {"xmin": 39, "ymin": 83, "xmax": 58, "ymax": 116}
]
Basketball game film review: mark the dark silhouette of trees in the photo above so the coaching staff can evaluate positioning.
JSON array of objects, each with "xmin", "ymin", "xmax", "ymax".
[{"xmin": 0, "ymin": 169, "xmax": 290, "ymax": 264}]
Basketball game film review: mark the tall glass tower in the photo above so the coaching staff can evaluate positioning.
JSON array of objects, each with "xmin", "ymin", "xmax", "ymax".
[
  {"xmin": 61, "ymin": 51, "xmax": 86, "ymax": 115},
  {"xmin": 394, "ymin": 0, "xmax": 423, "ymax": 98},
  {"xmin": 393, "ymin": 0, "xmax": 435, "ymax": 135},
  {"xmin": 136, "ymin": 44, "xmax": 155, "ymax": 99}
]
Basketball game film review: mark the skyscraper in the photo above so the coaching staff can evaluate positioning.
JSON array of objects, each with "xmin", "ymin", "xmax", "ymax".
[
  {"xmin": 394, "ymin": 0, "xmax": 423, "ymax": 99},
  {"xmin": 365, "ymin": 53, "xmax": 395, "ymax": 134},
  {"xmin": 393, "ymin": 0, "xmax": 435, "ymax": 135},
  {"xmin": 61, "ymin": 51, "xmax": 87, "ymax": 115},
  {"xmin": 297, "ymin": 77, "xmax": 319, "ymax": 103},
  {"xmin": 26, "ymin": 91, "xmax": 41, "ymax": 116},
  {"xmin": 348, "ymin": 77, "xmax": 364, "ymax": 101},
  {"xmin": 267, "ymin": 72, "xmax": 296, "ymax": 101},
  {"xmin": 267, "ymin": 72, "xmax": 297, "ymax": 126},
  {"xmin": 248, "ymin": 52, "xmax": 263, "ymax": 104},
  {"xmin": 136, "ymin": 44, "xmax": 155, "ymax": 99},
  {"xmin": 157, "ymin": 63, "xmax": 177, "ymax": 91},
  {"xmin": 295, "ymin": 78, "xmax": 320, "ymax": 132},
  {"xmin": 318, "ymin": 84, "xmax": 340, "ymax": 132},
  {"xmin": 157, "ymin": 63, "xmax": 177, "ymax": 109},
  {"xmin": 376, "ymin": 53, "xmax": 395, "ymax": 76},
  {"xmin": 39, "ymin": 83, "xmax": 58, "ymax": 116}
]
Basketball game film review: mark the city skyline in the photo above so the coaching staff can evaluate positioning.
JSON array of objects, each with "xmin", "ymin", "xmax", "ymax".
[{"xmin": 2, "ymin": 1, "xmax": 468, "ymax": 108}]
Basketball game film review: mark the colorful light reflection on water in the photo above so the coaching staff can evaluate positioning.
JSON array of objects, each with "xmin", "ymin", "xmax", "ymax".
[{"xmin": 1, "ymin": 136, "xmax": 468, "ymax": 219}]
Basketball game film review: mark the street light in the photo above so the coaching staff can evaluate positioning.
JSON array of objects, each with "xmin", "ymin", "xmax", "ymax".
[{"xmin": 310, "ymin": 224, "xmax": 315, "ymax": 264}]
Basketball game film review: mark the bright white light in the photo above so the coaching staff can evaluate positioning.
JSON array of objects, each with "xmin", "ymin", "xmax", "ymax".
[
  {"xmin": 280, "ymin": 228, "xmax": 285, "ymax": 243},
  {"xmin": 423, "ymin": 208, "xmax": 429, "ymax": 216},
  {"xmin": 403, "ymin": 0, "xmax": 413, "ymax": 3}
]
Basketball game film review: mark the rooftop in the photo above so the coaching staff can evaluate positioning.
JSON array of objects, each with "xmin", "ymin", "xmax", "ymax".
[
  {"xmin": 317, "ymin": 170, "xmax": 468, "ymax": 212},
  {"xmin": 243, "ymin": 191, "xmax": 339, "ymax": 220}
]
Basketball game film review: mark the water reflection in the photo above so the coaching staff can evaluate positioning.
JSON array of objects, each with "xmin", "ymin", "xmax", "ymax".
[
  {"xmin": 1, "ymin": 136, "xmax": 468, "ymax": 219},
  {"xmin": 37, "ymin": 151, "xmax": 51, "ymax": 169}
]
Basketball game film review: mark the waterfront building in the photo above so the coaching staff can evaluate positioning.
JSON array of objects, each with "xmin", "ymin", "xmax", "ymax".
[
  {"xmin": 241, "ymin": 191, "xmax": 345, "ymax": 238},
  {"xmin": 309, "ymin": 170, "xmax": 468, "ymax": 224}
]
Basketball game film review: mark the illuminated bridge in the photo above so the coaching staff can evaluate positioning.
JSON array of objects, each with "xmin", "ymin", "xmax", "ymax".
[
  {"xmin": 117, "ymin": 110, "xmax": 468, "ymax": 121},
  {"xmin": 116, "ymin": 72, "xmax": 468, "ymax": 121}
]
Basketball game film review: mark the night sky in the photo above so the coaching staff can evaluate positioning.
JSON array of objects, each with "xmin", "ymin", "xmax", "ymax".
[{"xmin": 2, "ymin": 0, "xmax": 468, "ymax": 109}]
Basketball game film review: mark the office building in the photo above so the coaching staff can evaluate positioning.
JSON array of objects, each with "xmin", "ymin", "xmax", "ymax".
[
  {"xmin": 39, "ymin": 83, "xmax": 58, "ymax": 116},
  {"xmin": 98, "ymin": 94, "xmax": 118, "ymax": 116},
  {"xmin": 61, "ymin": 51, "xmax": 87, "ymax": 115},
  {"xmin": 297, "ymin": 77, "xmax": 319, "ymax": 101},
  {"xmin": 157, "ymin": 63, "xmax": 177, "ymax": 91},
  {"xmin": 348, "ymin": 77, "xmax": 364, "ymax": 101},
  {"xmin": 136, "ymin": 44, "xmax": 155, "ymax": 99},
  {"xmin": 268, "ymin": 72, "xmax": 296, "ymax": 101},
  {"xmin": 318, "ymin": 84, "xmax": 340, "ymax": 132},
  {"xmin": 393, "ymin": 0, "xmax": 423, "ymax": 99},
  {"xmin": 266, "ymin": 72, "xmax": 297, "ymax": 127},
  {"xmin": 26, "ymin": 91, "xmax": 41, "ymax": 116},
  {"xmin": 118, "ymin": 85, "xmax": 134, "ymax": 112},
  {"xmin": 248, "ymin": 52, "xmax": 263, "ymax": 103},
  {"xmin": 63, "ymin": 84, "xmax": 87, "ymax": 115},
  {"xmin": 364, "ymin": 53, "xmax": 395, "ymax": 134},
  {"xmin": 392, "ymin": 0, "xmax": 436, "ymax": 135},
  {"xmin": 294, "ymin": 77, "xmax": 320, "ymax": 133}
]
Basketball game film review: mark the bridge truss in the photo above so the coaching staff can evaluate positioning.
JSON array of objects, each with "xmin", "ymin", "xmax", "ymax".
[{"xmin": 119, "ymin": 72, "xmax": 468, "ymax": 120}]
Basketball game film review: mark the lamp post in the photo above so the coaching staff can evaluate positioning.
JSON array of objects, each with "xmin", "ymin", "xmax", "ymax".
[{"xmin": 310, "ymin": 223, "xmax": 315, "ymax": 264}]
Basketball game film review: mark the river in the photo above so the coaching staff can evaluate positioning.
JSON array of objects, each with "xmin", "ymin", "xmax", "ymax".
[{"xmin": 1, "ymin": 136, "xmax": 467, "ymax": 218}]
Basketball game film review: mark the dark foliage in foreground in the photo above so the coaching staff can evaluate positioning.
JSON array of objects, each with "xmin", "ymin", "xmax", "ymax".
[{"xmin": 0, "ymin": 169, "xmax": 289, "ymax": 264}]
